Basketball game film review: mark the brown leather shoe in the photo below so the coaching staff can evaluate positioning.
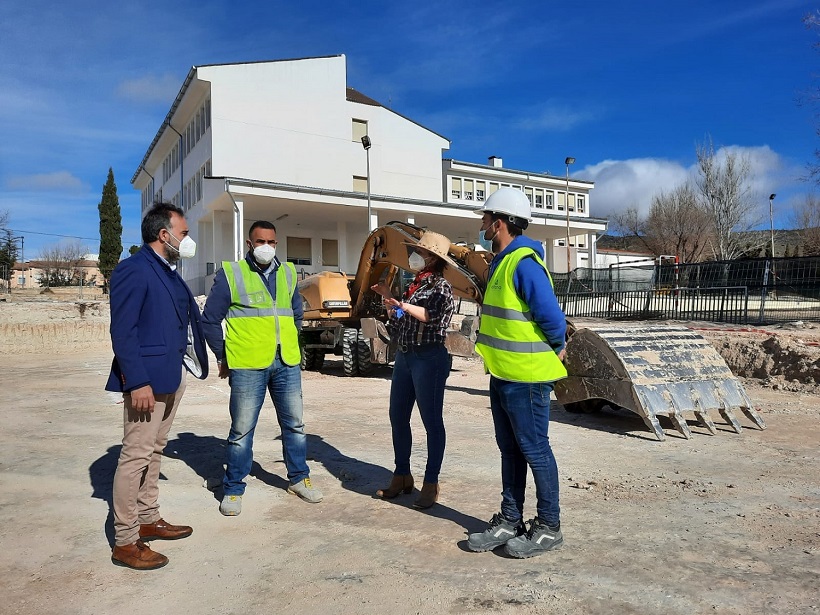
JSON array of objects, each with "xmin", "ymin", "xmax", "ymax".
[
  {"xmin": 111, "ymin": 540, "xmax": 168, "ymax": 570},
  {"xmin": 413, "ymin": 482, "xmax": 439, "ymax": 509},
  {"xmin": 139, "ymin": 518, "xmax": 193, "ymax": 541}
]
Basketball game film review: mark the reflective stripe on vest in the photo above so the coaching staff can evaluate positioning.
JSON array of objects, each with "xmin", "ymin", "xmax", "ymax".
[
  {"xmin": 475, "ymin": 247, "xmax": 567, "ymax": 383},
  {"xmin": 223, "ymin": 260, "xmax": 301, "ymax": 368}
]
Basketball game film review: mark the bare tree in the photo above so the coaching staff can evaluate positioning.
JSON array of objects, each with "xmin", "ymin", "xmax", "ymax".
[
  {"xmin": 609, "ymin": 206, "xmax": 653, "ymax": 252},
  {"xmin": 644, "ymin": 183, "xmax": 712, "ymax": 263},
  {"xmin": 694, "ymin": 136, "xmax": 761, "ymax": 260},
  {"xmin": 793, "ymin": 193, "xmax": 820, "ymax": 255},
  {"xmin": 37, "ymin": 241, "xmax": 89, "ymax": 287}
]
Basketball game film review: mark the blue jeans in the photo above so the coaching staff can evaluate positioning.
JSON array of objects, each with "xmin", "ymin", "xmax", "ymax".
[
  {"xmin": 389, "ymin": 344, "xmax": 451, "ymax": 483},
  {"xmin": 223, "ymin": 353, "xmax": 309, "ymax": 495},
  {"xmin": 489, "ymin": 377, "xmax": 560, "ymax": 527}
]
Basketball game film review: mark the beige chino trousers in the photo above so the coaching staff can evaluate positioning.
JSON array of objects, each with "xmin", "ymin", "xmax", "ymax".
[{"xmin": 112, "ymin": 369, "xmax": 187, "ymax": 546}]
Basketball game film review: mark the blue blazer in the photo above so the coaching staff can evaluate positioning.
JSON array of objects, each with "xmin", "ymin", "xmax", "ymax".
[{"xmin": 105, "ymin": 245, "xmax": 209, "ymax": 394}]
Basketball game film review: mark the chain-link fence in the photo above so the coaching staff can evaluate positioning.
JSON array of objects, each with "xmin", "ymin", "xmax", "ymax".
[{"xmin": 552, "ymin": 255, "xmax": 820, "ymax": 324}]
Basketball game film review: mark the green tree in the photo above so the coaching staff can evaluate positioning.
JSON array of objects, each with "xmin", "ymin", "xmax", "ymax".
[
  {"xmin": 128, "ymin": 245, "xmax": 140, "ymax": 255},
  {"xmin": 0, "ymin": 211, "xmax": 19, "ymax": 289},
  {"xmin": 98, "ymin": 168, "xmax": 123, "ymax": 292}
]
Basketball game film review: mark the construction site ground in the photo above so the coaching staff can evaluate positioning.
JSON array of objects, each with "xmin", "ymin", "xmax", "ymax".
[{"xmin": 1, "ymin": 292, "xmax": 818, "ymax": 615}]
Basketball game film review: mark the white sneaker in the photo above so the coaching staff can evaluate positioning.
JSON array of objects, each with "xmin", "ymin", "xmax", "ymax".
[
  {"xmin": 220, "ymin": 495, "xmax": 242, "ymax": 516},
  {"xmin": 287, "ymin": 477, "xmax": 323, "ymax": 503}
]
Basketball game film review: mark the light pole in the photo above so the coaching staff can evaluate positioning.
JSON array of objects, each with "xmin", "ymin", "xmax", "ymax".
[
  {"xmin": 769, "ymin": 193, "xmax": 777, "ymax": 300},
  {"xmin": 768, "ymin": 193, "xmax": 776, "ymax": 259},
  {"xmin": 565, "ymin": 156, "xmax": 575, "ymax": 274},
  {"xmin": 361, "ymin": 135, "xmax": 373, "ymax": 232}
]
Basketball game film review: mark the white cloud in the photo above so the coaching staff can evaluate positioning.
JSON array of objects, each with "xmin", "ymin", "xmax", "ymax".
[
  {"xmin": 514, "ymin": 101, "xmax": 601, "ymax": 132},
  {"xmin": 6, "ymin": 171, "xmax": 85, "ymax": 192},
  {"xmin": 580, "ymin": 158, "xmax": 690, "ymax": 218},
  {"xmin": 116, "ymin": 74, "xmax": 181, "ymax": 104},
  {"xmin": 581, "ymin": 145, "xmax": 797, "ymax": 221}
]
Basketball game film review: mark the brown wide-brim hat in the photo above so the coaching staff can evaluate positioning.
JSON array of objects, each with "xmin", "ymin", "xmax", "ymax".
[{"xmin": 402, "ymin": 230, "xmax": 459, "ymax": 270}]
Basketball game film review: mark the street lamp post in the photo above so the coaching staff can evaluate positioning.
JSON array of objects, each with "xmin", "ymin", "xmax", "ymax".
[
  {"xmin": 361, "ymin": 135, "xmax": 373, "ymax": 232},
  {"xmin": 564, "ymin": 157, "xmax": 575, "ymax": 274},
  {"xmin": 768, "ymin": 193, "xmax": 776, "ymax": 259},
  {"xmin": 769, "ymin": 193, "xmax": 777, "ymax": 300}
]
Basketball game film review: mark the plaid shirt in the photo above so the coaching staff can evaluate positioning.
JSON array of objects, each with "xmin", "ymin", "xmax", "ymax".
[{"xmin": 388, "ymin": 274, "xmax": 455, "ymax": 347}]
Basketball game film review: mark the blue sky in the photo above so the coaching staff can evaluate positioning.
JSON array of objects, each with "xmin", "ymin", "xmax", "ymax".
[{"xmin": 1, "ymin": 0, "xmax": 817, "ymax": 259}]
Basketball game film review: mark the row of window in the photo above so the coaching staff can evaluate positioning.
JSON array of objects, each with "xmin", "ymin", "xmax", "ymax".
[
  {"xmin": 161, "ymin": 98, "xmax": 211, "ymax": 184},
  {"xmin": 449, "ymin": 177, "xmax": 585, "ymax": 213},
  {"xmin": 182, "ymin": 160, "xmax": 212, "ymax": 212}
]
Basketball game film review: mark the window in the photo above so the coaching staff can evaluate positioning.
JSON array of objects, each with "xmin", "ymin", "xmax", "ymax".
[
  {"xmin": 451, "ymin": 177, "xmax": 462, "ymax": 199},
  {"xmin": 353, "ymin": 176, "xmax": 368, "ymax": 192},
  {"xmin": 557, "ymin": 192, "xmax": 566, "ymax": 211},
  {"xmin": 322, "ymin": 239, "xmax": 338, "ymax": 267},
  {"xmin": 287, "ymin": 237, "xmax": 312, "ymax": 266},
  {"xmin": 352, "ymin": 119, "xmax": 368, "ymax": 142},
  {"xmin": 205, "ymin": 98, "xmax": 211, "ymax": 129},
  {"xmin": 545, "ymin": 191, "xmax": 554, "ymax": 209},
  {"xmin": 568, "ymin": 194, "xmax": 576, "ymax": 212},
  {"xmin": 524, "ymin": 187, "xmax": 533, "ymax": 206},
  {"xmin": 489, "ymin": 182, "xmax": 499, "ymax": 195},
  {"xmin": 577, "ymin": 196, "xmax": 585, "ymax": 213},
  {"xmin": 476, "ymin": 181, "xmax": 486, "ymax": 201},
  {"xmin": 535, "ymin": 189, "xmax": 544, "ymax": 208},
  {"xmin": 464, "ymin": 179, "xmax": 474, "ymax": 200}
]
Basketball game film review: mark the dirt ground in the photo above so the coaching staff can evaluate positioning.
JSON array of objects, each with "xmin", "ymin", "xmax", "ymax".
[{"xmin": 0, "ymin": 296, "xmax": 818, "ymax": 615}]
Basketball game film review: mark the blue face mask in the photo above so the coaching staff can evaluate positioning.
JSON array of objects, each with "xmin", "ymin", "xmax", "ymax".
[{"xmin": 478, "ymin": 223, "xmax": 496, "ymax": 251}]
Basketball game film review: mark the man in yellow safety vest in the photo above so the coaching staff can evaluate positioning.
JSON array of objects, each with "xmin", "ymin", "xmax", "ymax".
[
  {"xmin": 202, "ymin": 220, "xmax": 322, "ymax": 516},
  {"xmin": 468, "ymin": 188, "xmax": 567, "ymax": 559}
]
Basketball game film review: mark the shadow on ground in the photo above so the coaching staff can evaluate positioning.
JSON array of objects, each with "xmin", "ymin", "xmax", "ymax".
[{"xmin": 308, "ymin": 434, "xmax": 486, "ymax": 535}]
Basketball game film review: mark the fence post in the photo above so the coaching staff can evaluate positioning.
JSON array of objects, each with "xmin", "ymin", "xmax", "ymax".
[{"xmin": 758, "ymin": 260, "xmax": 770, "ymax": 324}]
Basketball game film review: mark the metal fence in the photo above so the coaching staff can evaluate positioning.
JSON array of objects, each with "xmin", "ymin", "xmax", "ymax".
[{"xmin": 553, "ymin": 255, "xmax": 820, "ymax": 324}]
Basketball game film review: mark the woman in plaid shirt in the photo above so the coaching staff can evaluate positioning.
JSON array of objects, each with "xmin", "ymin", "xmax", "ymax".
[{"xmin": 370, "ymin": 231, "xmax": 456, "ymax": 509}]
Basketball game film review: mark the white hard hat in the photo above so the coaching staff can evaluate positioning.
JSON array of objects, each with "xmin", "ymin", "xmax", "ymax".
[{"xmin": 476, "ymin": 187, "xmax": 531, "ymax": 229}]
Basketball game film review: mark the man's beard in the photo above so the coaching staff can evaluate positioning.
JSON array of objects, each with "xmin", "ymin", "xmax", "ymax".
[{"xmin": 164, "ymin": 242, "xmax": 181, "ymax": 263}]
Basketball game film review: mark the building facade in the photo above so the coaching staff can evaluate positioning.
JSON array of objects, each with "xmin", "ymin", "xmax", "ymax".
[{"xmin": 132, "ymin": 55, "xmax": 607, "ymax": 294}]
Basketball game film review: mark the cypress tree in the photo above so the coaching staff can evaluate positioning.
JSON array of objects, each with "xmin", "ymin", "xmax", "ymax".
[{"xmin": 98, "ymin": 168, "xmax": 123, "ymax": 291}]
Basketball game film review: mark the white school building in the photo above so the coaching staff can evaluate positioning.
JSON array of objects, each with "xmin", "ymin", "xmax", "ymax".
[{"xmin": 131, "ymin": 55, "xmax": 608, "ymax": 295}]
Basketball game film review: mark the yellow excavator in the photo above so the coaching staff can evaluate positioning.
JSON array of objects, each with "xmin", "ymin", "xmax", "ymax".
[{"xmin": 298, "ymin": 221, "xmax": 766, "ymax": 441}]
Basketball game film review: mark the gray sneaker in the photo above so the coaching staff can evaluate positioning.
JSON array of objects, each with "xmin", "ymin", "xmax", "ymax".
[
  {"xmin": 220, "ymin": 495, "xmax": 242, "ymax": 516},
  {"xmin": 504, "ymin": 517, "xmax": 563, "ymax": 558},
  {"xmin": 287, "ymin": 477, "xmax": 323, "ymax": 503},
  {"xmin": 467, "ymin": 512, "xmax": 524, "ymax": 552}
]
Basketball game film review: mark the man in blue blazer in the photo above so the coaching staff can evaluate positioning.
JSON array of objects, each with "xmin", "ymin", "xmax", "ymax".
[{"xmin": 106, "ymin": 203, "xmax": 208, "ymax": 570}]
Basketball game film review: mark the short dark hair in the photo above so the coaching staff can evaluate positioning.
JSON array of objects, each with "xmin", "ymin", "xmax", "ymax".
[
  {"xmin": 248, "ymin": 220, "xmax": 277, "ymax": 236},
  {"xmin": 490, "ymin": 213, "xmax": 524, "ymax": 237},
  {"xmin": 142, "ymin": 203, "xmax": 184, "ymax": 243}
]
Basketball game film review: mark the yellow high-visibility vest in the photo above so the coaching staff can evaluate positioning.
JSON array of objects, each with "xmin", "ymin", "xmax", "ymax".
[
  {"xmin": 223, "ymin": 260, "xmax": 300, "ymax": 368},
  {"xmin": 476, "ymin": 247, "xmax": 567, "ymax": 383}
]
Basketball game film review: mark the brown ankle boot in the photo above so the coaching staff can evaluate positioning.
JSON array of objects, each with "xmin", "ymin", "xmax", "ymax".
[
  {"xmin": 376, "ymin": 474, "xmax": 414, "ymax": 499},
  {"xmin": 413, "ymin": 482, "xmax": 439, "ymax": 509}
]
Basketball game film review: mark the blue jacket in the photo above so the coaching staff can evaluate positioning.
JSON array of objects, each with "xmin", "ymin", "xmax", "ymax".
[
  {"xmin": 488, "ymin": 236, "xmax": 567, "ymax": 353},
  {"xmin": 105, "ymin": 245, "xmax": 209, "ymax": 394},
  {"xmin": 201, "ymin": 253, "xmax": 304, "ymax": 362}
]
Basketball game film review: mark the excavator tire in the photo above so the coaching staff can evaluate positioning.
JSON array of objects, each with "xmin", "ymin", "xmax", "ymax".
[
  {"xmin": 342, "ymin": 327, "xmax": 359, "ymax": 377},
  {"xmin": 554, "ymin": 323, "xmax": 766, "ymax": 441},
  {"xmin": 300, "ymin": 348, "xmax": 324, "ymax": 371},
  {"xmin": 357, "ymin": 330, "xmax": 374, "ymax": 376}
]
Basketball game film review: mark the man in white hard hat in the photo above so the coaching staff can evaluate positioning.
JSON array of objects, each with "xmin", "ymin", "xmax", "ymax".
[{"xmin": 467, "ymin": 187, "xmax": 568, "ymax": 559}]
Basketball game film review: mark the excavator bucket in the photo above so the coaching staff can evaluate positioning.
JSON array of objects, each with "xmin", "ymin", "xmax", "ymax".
[{"xmin": 554, "ymin": 323, "xmax": 767, "ymax": 441}]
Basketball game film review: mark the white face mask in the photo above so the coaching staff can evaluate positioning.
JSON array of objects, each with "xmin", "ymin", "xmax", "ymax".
[
  {"xmin": 166, "ymin": 232, "xmax": 196, "ymax": 259},
  {"xmin": 253, "ymin": 244, "xmax": 276, "ymax": 265},
  {"xmin": 408, "ymin": 251, "xmax": 426, "ymax": 272}
]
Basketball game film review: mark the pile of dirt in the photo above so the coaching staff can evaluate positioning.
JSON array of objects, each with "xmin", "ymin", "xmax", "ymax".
[{"xmin": 702, "ymin": 330, "xmax": 820, "ymax": 394}]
